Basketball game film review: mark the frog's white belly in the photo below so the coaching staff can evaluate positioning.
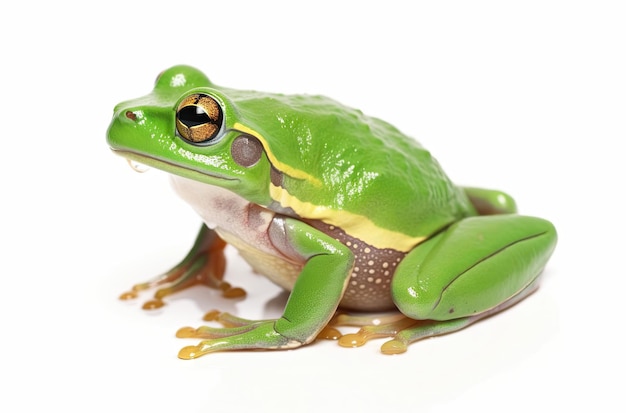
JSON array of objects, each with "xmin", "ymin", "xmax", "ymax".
[{"xmin": 170, "ymin": 176, "xmax": 303, "ymax": 291}]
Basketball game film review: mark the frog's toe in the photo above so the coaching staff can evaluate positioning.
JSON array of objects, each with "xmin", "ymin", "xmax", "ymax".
[
  {"xmin": 316, "ymin": 325, "xmax": 342, "ymax": 341},
  {"xmin": 141, "ymin": 298, "xmax": 166, "ymax": 310},
  {"xmin": 178, "ymin": 342, "xmax": 223, "ymax": 360},
  {"xmin": 338, "ymin": 333, "xmax": 367, "ymax": 347},
  {"xmin": 202, "ymin": 310, "xmax": 262, "ymax": 327},
  {"xmin": 178, "ymin": 345, "xmax": 204, "ymax": 360},
  {"xmin": 177, "ymin": 338, "xmax": 252, "ymax": 359},
  {"xmin": 380, "ymin": 339, "xmax": 408, "ymax": 355},
  {"xmin": 219, "ymin": 283, "xmax": 246, "ymax": 298},
  {"xmin": 175, "ymin": 326, "xmax": 198, "ymax": 338},
  {"xmin": 119, "ymin": 290, "xmax": 139, "ymax": 300}
]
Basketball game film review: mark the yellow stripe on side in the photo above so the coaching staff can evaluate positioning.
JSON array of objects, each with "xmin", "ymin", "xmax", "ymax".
[
  {"xmin": 233, "ymin": 123, "xmax": 424, "ymax": 251},
  {"xmin": 269, "ymin": 184, "xmax": 425, "ymax": 252},
  {"xmin": 233, "ymin": 123, "xmax": 322, "ymax": 186}
]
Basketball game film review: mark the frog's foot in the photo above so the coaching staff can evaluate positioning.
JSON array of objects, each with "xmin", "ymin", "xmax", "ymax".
[
  {"xmin": 337, "ymin": 280, "xmax": 540, "ymax": 354},
  {"xmin": 200, "ymin": 309, "xmax": 346, "ymax": 341},
  {"xmin": 119, "ymin": 225, "xmax": 246, "ymax": 310},
  {"xmin": 175, "ymin": 309, "xmax": 347, "ymax": 359},
  {"xmin": 331, "ymin": 312, "xmax": 420, "ymax": 352},
  {"xmin": 175, "ymin": 320, "xmax": 300, "ymax": 359}
]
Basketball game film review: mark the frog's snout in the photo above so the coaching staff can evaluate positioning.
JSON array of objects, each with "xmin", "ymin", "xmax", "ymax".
[{"xmin": 115, "ymin": 107, "xmax": 143, "ymax": 124}]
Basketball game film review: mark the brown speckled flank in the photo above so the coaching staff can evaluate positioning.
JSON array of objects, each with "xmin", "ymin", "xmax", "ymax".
[{"xmin": 308, "ymin": 221, "xmax": 406, "ymax": 311}]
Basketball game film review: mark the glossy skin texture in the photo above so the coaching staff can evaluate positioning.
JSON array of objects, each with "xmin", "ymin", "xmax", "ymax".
[{"xmin": 107, "ymin": 66, "xmax": 557, "ymax": 358}]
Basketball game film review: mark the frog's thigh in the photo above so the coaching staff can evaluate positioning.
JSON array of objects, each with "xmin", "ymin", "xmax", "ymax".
[{"xmin": 391, "ymin": 215, "xmax": 557, "ymax": 321}]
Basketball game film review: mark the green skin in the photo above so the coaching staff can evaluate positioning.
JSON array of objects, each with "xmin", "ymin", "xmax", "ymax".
[{"xmin": 107, "ymin": 65, "xmax": 557, "ymax": 359}]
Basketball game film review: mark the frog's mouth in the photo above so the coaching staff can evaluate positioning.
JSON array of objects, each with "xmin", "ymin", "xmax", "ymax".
[{"xmin": 110, "ymin": 149, "xmax": 240, "ymax": 187}]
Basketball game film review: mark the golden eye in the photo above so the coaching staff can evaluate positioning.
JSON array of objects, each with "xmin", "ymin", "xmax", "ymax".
[{"xmin": 175, "ymin": 93, "xmax": 223, "ymax": 144}]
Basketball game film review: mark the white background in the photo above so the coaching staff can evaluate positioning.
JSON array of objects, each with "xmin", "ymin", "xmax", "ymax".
[{"xmin": 1, "ymin": 1, "xmax": 624, "ymax": 412}]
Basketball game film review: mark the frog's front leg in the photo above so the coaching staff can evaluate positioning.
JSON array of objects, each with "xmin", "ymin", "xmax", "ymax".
[
  {"xmin": 177, "ymin": 217, "xmax": 354, "ymax": 359},
  {"xmin": 386, "ymin": 214, "xmax": 557, "ymax": 353},
  {"xmin": 119, "ymin": 224, "xmax": 245, "ymax": 310}
]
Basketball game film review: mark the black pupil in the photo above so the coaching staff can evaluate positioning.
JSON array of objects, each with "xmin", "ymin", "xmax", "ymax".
[{"xmin": 178, "ymin": 105, "xmax": 210, "ymax": 127}]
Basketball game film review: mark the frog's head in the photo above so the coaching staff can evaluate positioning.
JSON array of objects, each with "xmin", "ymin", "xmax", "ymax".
[
  {"xmin": 107, "ymin": 65, "xmax": 275, "ymax": 205},
  {"xmin": 108, "ymin": 66, "xmax": 472, "ymax": 252}
]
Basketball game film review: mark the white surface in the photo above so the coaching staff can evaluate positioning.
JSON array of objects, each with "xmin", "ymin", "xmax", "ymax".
[{"xmin": 1, "ymin": 1, "xmax": 624, "ymax": 412}]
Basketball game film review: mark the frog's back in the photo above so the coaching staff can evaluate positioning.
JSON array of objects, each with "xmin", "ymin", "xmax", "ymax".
[{"xmin": 230, "ymin": 91, "xmax": 475, "ymax": 249}]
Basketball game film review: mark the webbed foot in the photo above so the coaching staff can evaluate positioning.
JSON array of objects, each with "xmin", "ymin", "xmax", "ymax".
[
  {"xmin": 119, "ymin": 225, "xmax": 245, "ymax": 309},
  {"xmin": 329, "ymin": 279, "xmax": 540, "ymax": 354},
  {"xmin": 176, "ymin": 320, "xmax": 298, "ymax": 359}
]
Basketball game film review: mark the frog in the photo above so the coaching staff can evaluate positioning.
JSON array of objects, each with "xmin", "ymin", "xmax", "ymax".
[{"xmin": 107, "ymin": 65, "xmax": 557, "ymax": 359}]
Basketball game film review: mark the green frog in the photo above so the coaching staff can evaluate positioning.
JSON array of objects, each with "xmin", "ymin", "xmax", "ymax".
[{"xmin": 107, "ymin": 65, "xmax": 557, "ymax": 359}]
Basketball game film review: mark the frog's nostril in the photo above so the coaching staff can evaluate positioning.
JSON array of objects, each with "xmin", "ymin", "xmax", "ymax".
[{"xmin": 125, "ymin": 110, "xmax": 137, "ymax": 121}]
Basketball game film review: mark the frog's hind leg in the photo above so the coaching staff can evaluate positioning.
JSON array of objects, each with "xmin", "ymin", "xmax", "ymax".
[
  {"xmin": 387, "ymin": 214, "xmax": 556, "ymax": 353},
  {"xmin": 327, "ymin": 279, "xmax": 532, "ymax": 353}
]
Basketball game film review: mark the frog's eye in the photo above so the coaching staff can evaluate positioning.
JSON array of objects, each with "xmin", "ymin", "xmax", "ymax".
[{"xmin": 176, "ymin": 93, "xmax": 224, "ymax": 144}]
